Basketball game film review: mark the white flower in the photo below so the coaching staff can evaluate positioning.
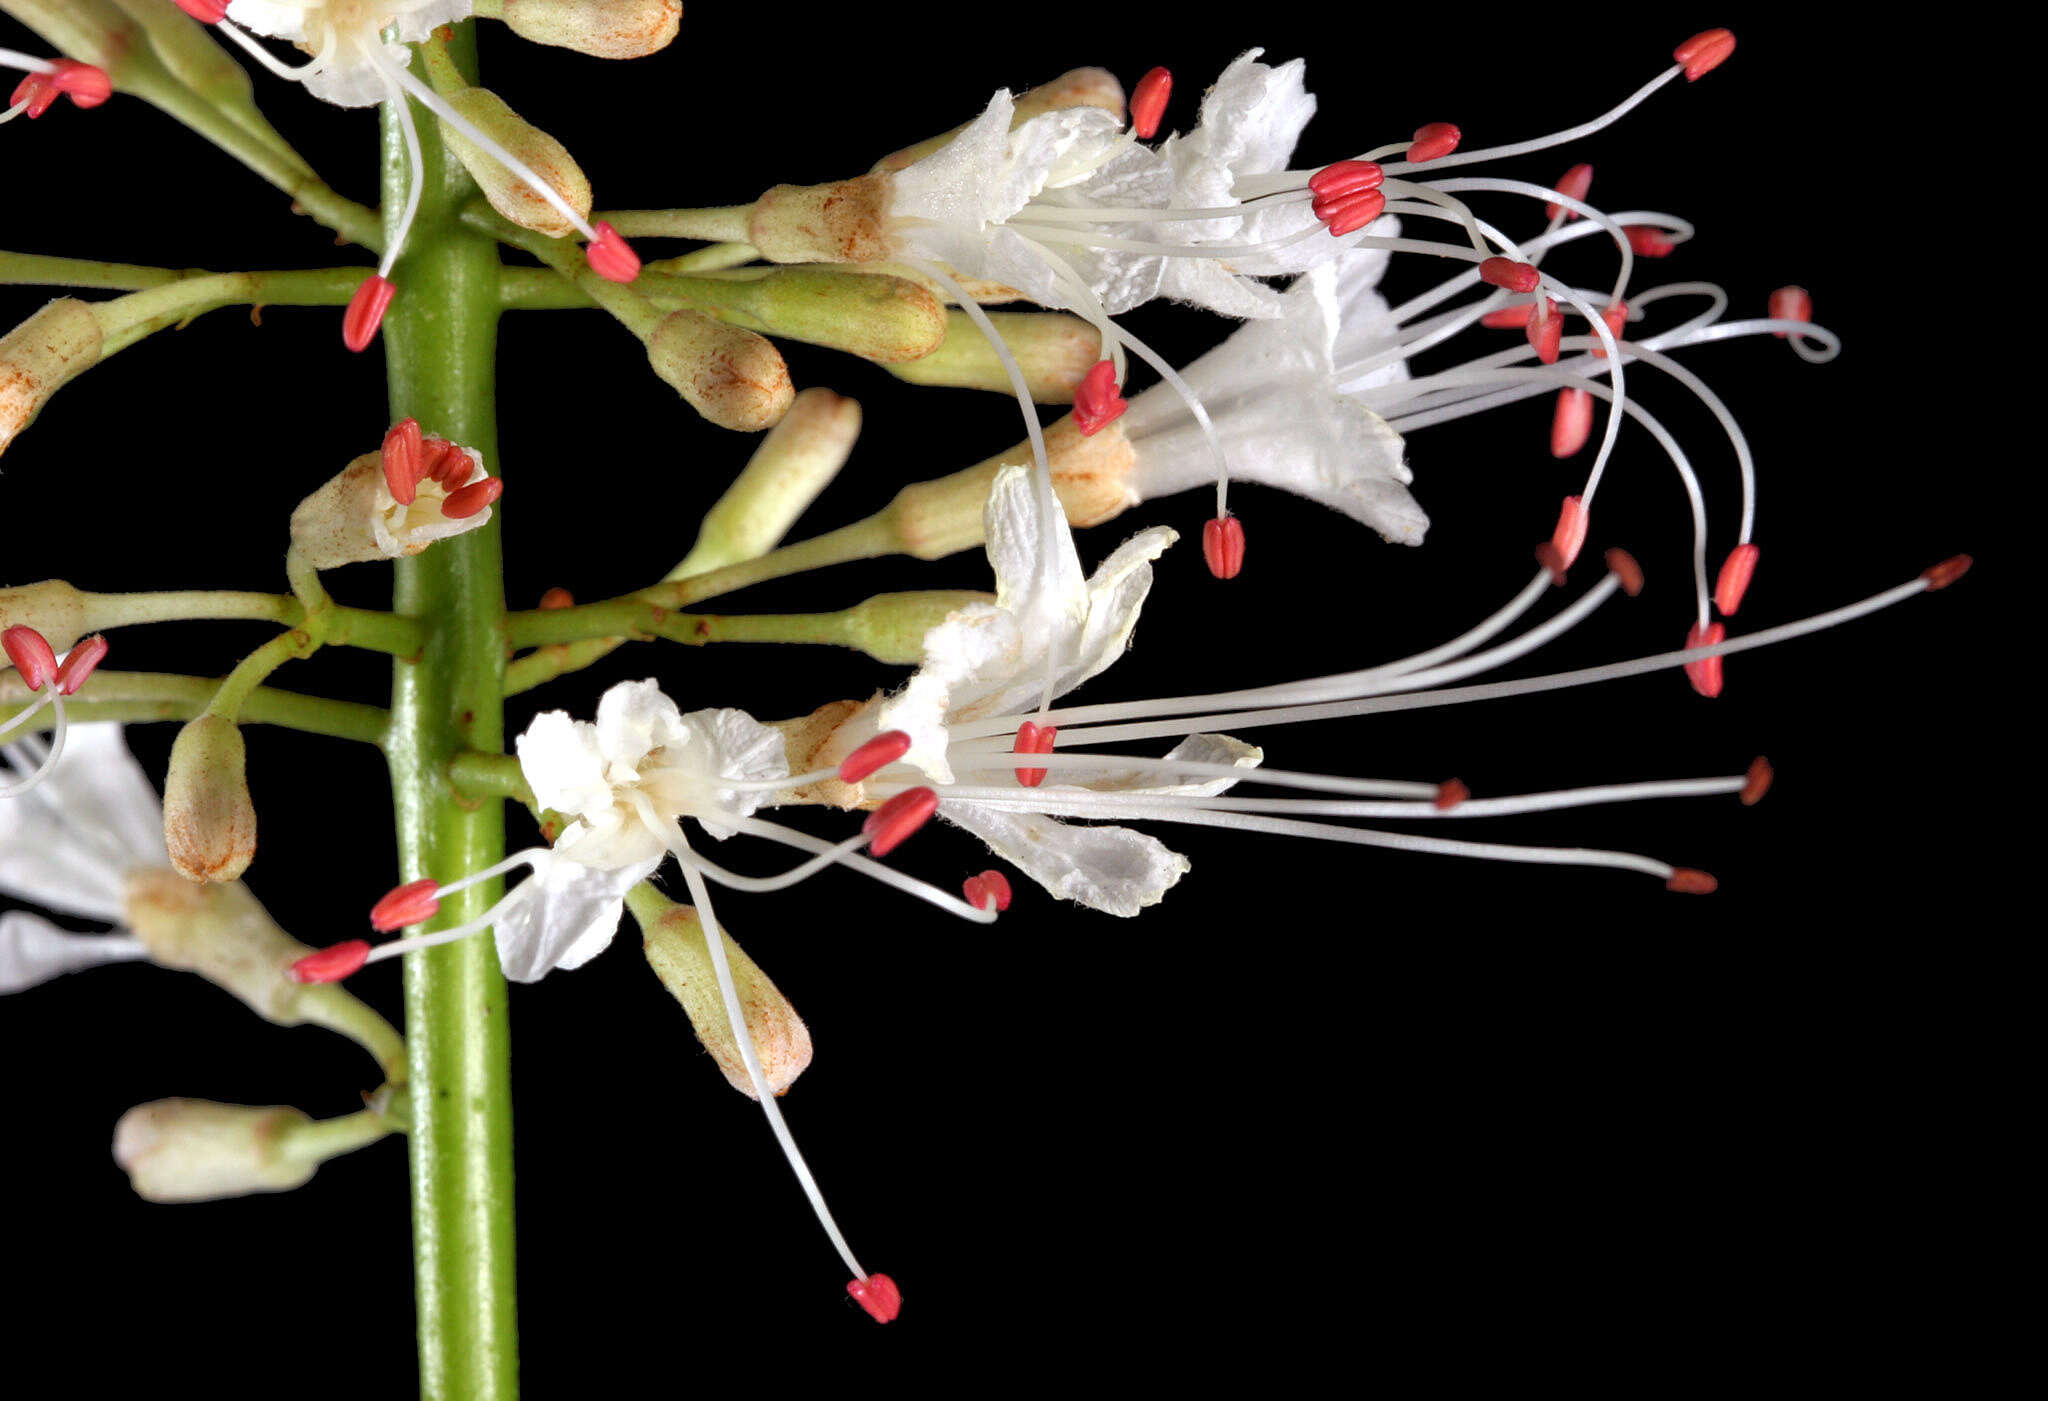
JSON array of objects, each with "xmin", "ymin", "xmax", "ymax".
[
  {"xmin": 1118, "ymin": 250, "xmax": 1427, "ymax": 545},
  {"xmin": 288, "ymin": 441, "xmax": 498, "ymax": 570},
  {"xmin": 226, "ymin": 1, "xmax": 473, "ymax": 108},
  {"xmin": 0, "ymin": 726, "xmax": 159, "ymax": 992},
  {"xmin": 501, "ymin": 681, "xmax": 787, "ymax": 981},
  {"xmin": 869, "ymin": 466, "xmax": 1262, "ymax": 917}
]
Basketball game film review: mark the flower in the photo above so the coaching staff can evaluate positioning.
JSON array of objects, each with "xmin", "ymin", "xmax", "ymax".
[
  {"xmin": 219, "ymin": 1, "xmax": 472, "ymax": 108},
  {"xmin": 288, "ymin": 422, "xmax": 501, "ymax": 569}
]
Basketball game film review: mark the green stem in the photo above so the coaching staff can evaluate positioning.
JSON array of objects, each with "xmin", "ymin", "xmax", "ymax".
[
  {"xmin": 597, "ymin": 206, "xmax": 755, "ymax": 241},
  {"xmin": 2, "ymin": 671, "xmax": 388, "ymax": 745},
  {"xmin": 381, "ymin": 25, "xmax": 518, "ymax": 1399},
  {"xmin": 89, "ymin": 269, "xmax": 369, "ymax": 356}
]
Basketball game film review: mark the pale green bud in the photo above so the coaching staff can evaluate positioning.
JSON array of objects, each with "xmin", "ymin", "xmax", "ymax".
[
  {"xmin": 161, "ymin": 716, "xmax": 256, "ymax": 883},
  {"xmin": 842, "ymin": 591, "xmax": 990, "ymax": 665},
  {"xmin": 889, "ymin": 310, "xmax": 1100, "ymax": 402},
  {"xmin": 439, "ymin": 87, "xmax": 592, "ymax": 239},
  {"xmin": 0, "ymin": 579, "xmax": 88, "ymax": 657},
  {"xmin": 694, "ymin": 268, "xmax": 945, "ymax": 364},
  {"xmin": 1, "ymin": 300, "xmax": 102, "ymax": 463},
  {"xmin": 482, "ymin": 0, "xmax": 681, "ymax": 59},
  {"xmin": 113, "ymin": 1100, "xmax": 316, "ymax": 1203},
  {"xmin": 638, "ymin": 898, "xmax": 812, "ymax": 1099},
  {"xmin": 123, "ymin": 871, "xmax": 304, "ymax": 1019},
  {"xmin": 746, "ymin": 175, "xmax": 893, "ymax": 265},
  {"xmin": 644, "ymin": 310, "xmax": 793, "ymax": 432},
  {"xmin": 675, "ymin": 388, "xmax": 860, "ymax": 576}
]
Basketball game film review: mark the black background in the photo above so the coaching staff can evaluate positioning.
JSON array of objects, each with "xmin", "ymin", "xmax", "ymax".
[{"xmin": 1, "ymin": 7, "xmax": 2013, "ymax": 1391}]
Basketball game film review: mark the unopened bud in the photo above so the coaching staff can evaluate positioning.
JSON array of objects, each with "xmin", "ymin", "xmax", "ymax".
[
  {"xmin": 113, "ymin": 1100, "xmax": 317, "ymax": 1202},
  {"xmin": 675, "ymin": 389, "xmax": 861, "ymax": 577},
  {"xmin": 842, "ymin": 591, "xmax": 991, "ymax": 665},
  {"xmin": 105, "ymin": 0, "xmax": 261, "ymax": 113},
  {"xmin": 873, "ymin": 67, "xmax": 1125, "ymax": 172},
  {"xmin": 888, "ymin": 310, "xmax": 1101, "ymax": 402},
  {"xmin": 483, "ymin": 0, "xmax": 681, "ymax": 59},
  {"xmin": 289, "ymin": 447, "xmax": 494, "ymax": 568},
  {"xmin": 639, "ymin": 900, "xmax": 813, "ymax": 1098},
  {"xmin": 438, "ymin": 86, "xmax": 592, "ymax": 238},
  {"xmin": 644, "ymin": 310, "xmax": 794, "ymax": 432},
  {"xmin": 0, "ymin": 579, "xmax": 88, "ymax": 656},
  {"xmin": 746, "ymin": 175, "xmax": 894, "ymax": 264},
  {"xmin": 121, "ymin": 870, "xmax": 313, "ymax": 1018},
  {"xmin": 161, "ymin": 715, "xmax": 256, "ymax": 883},
  {"xmin": 884, "ymin": 415, "xmax": 1138, "ymax": 560},
  {"xmin": 1, "ymin": 299, "xmax": 103, "ymax": 462},
  {"xmin": 705, "ymin": 267, "xmax": 945, "ymax": 364}
]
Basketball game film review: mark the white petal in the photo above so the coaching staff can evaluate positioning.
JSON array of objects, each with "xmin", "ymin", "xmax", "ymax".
[
  {"xmin": 942, "ymin": 803, "xmax": 1189, "ymax": 918},
  {"xmin": 516, "ymin": 710, "xmax": 612, "ymax": 820},
  {"xmin": 985, "ymin": 462, "xmax": 1089, "ymax": 628},
  {"xmin": 890, "ymin": 91, "xmax": 1018, "ymax": 228},
  {"xmin": 684, "ymin": 707, "xmax": 789, "ymax": 838},
  {"xmin": 0, "ymin": 725, "xmax": 164, "ymax": 920},
  {"xmin": 1057, "ymin": 524, "xmax": 1177, "ymax": 696},
  {"xmin": 2, "ymin": 910, "xmax": 146, "ymax": 994},
  {"xmin": 594, "ymin": 678, "xmax": 688, "ymax": 779},
  {"xmin": 1078, "ymin": 733, "xmax": 1265, "ymax": 796},
  {"xmin": 491, "ymin": 851, "xmax": 655, "ymax": 983},
  {"xmin": 875, "ymin": 601, "xmax": 1018, "ymax": 783}
]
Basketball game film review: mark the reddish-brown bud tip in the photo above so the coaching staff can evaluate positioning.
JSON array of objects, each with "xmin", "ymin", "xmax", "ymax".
[
  {"xmin": 1478, "ymin": 257, "xmax": 1541, "ymax": 294},
  {"xmin": 847, "ymin": 1273, "xmax": 903, "ymax": 1324},
  {"xmin": 863, "ymin": 787, "xmax": 939, "ymax": 857},
  {"xmin": 290, "ymin": 939, "xmax": 372, "ymax": 984},
  {"xmin": 1072, "ymin": 359, "xmax": 1128, "ymax": 435},
  {"xmin": 1433, "ymin": 779, "xmax": 1470, "ymax": 811},
  {"xmin": 1715, "ymin": 543, "xmax": 1761, "ymax": 615},
  {"xmin": 838, "ymin": 730, "xmax": 912, "ymax": 784},
  {"xmin": 1408, "ymin": 121, "xmax": 1461, "ymax": 162},
  {"xmin": 53, "ymin": 634, "xmax": 109, "ymax": 695},
  {"xmin": 1920, "ymin": 555, "xmax": 1974, "ymax": 591},
  {"xmin": 1603, "ymin": 548, "xmax": 1645, "ymax": 597},
  {"xmin": 1547, "ymin": 162, "xmax": 1594, "ymax": 220},
  {"xmin": 4, "ymin": 625, "xmax": 60, "ymax": 691},
  {"xmin": 1203, "ymin": 515, "xmax": 1246, "ymax": 580},
  {"xmin": 963, "ymin": 869, "xmax": 1013, "ymax": 913},
  {"xmin": 1673, "ymin": 29, "xmax": 1737, "ymax": 81},
  {"xmin": 538, "ymin": 587, "xmax": 575, "ymax": 610},
  {"xmin": 1130, "ymin": 66, "xmax": 1172, "ymax": 139},
  {"xmin": 1665, "ymin": 867, "xmax": 1719, "ymax": 895},
  {"xmin": 1740, "ymin": 756, "xmax": 1774, "ymax": 807},
  {"xmin": 371, "ymin": 878, "xmax": 441, "ymax": 933},
  {"xmin": 585, "ymin": 222, "xmax": 641, "ymax": 283}
]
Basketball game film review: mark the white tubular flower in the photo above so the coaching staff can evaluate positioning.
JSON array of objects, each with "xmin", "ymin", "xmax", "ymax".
[
  {"xmin": 0, "ymin": 725, "xmax": 157, "ymax": 992},
  {"xmin": 288, "ymin": 422, "xmax": 500, "ymax": 570},
  {"xmin": 222, "ymin": 1, "xmax": 472, "ymax": 108}
]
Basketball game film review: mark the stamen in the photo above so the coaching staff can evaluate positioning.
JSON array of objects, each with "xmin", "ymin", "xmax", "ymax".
[
  {"xmin": 371, "ymin": 877, "xmax": 442, "ymax": 932},
  {"xmin": 1526, "ymin": 298, "xmax": 1562, "ymax": 364},
  {"xmin": 1203, "ymin": 516, "xmax": 1246, "ymax": 580},
  {"xmin": 1604, "ymin": 548, "xmax": 1645, "ymax": 597},
  {"xmin": 1407, "ymin": 122, "xmax": 1462, "ymax": 162},
  {"xmin": 1715, "ymin": 543, "xmax": 1760, "ymax": 615},
  {"xmin": 1315, "ymin": 187, "xmax": 1387, "ymax": 237},
  {"xmin": 862, "ymin": 787, "xmax": 939, "ymax": 856},
  {"xmin": 1535, "ymin": 542, "xmax": 1569, "ymax": 588},
  {"xmin": 3, "ymin": 626, "xmax": 58, "ymax": 691},
  {"xmin": 172, "ymin": 1, "xmax": 229, "ymax": 24},
  {"xmin": 53, "ymin": 635, "xmax": 108, "ymax": 694},
  {"xmin": 585, "ymin": 222, "xmax": 642, "ymax": 284},
  {"xmin": 961, "ymin": 870, "xmax": 1013, "ymax": 913},
  {"xmin": 838, "ymin": 730, "xmax": 912, "ymax": 784},
  {"xmin": 289, "ymin": 940, "xmax": 372, "ymax": 984},
  {"xmin": 441, "ymin": 477, "xmax": 503, "ymax": 519},
  {"xmin": 1590, "ymin": 301, "xmax": 1627, "ymax": 358},
  {"xmin": 1482, "ymin": 302, "xmax": 1541, "ymax": 330},
  {"xmin": 538, "ymin": 587, "xmax": 575, "ymax": 610},
  {"xmin": 1921, "ymin": 555, "xmax": 1973, "ymax": 590},
  {"xmin": 1740, "ymin": 756, "xmax": 1774, "ymax": 806},
  {"xmin": 382, "ymin": 418, "xmax": 425, "ymax": 505},
  {"xmin": 1673, "ymin": 29, "xmax": 1737, "ymax": 81},
  {"xmin": 1550, "ymin": 496, "xmax": 1589, "ymax": 570},
  {"xmin": 1664, "ymin": 867, "xmax": 1719, "ymax": 893},
  {"xmin": 1768, "ymin": 285, "xmax": 1812, "ymax": 337},
  {"xmin": 1434, "ymin": 779, "xmax": 1470, "ymax": 811},
  {"xmin": 1012, "ymin": 721, "xmax": 1056, "ymax": 788},
  {"xmin": 1308, "ymin": 160, "xmax": 1385, "ymax": 199},
  {"xmin": 1546, "ymin": 163, "xmax": 1593, "ymax": 221},
  {"xmin": 1072, "ymin": 359, "xmax": 1128, "ymax": 435},
  {"xmin": 1479, "ymin": 257, "xmax": 1540, "ymax": 293},
  {"xmin": 847, "ymin": 1274, "xmax": 903, "ymax": 1325},
  {"xmin": 1626, "ymin": 226, "xmax": 1676, "ymax": 258},
  {"xmin": 1683, "ymin": 622, "xmax": 1726, "ymax": 697},
  {"xmin": 1129, "ymin": 66, "xmax": 1171, "ymax": 140},
  {"xmin": 1552, "ymin": 387, "xmax": 1593, "ymax": 457},
  {"xmin": 344, "ymin": 275, "xmax": 397, "ymax": 354}
]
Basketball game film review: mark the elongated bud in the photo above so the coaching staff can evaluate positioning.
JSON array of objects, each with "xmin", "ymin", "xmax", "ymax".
[
  {"xmin": 698, "ymin": 268, "xmax": 944, "ymax": 363},
  {"xmin": 676, "ymin": 390, "xmax": 861, "ymax": 576},
  {"xmin": 438, "ymin": 87, "xmax": 592, "ymax": 238},
  {"xmin": 747, "ymin": 175, "xmax": 893, "ymax": 264},
  {"xmin": 887, "ymin": 310, "xmax": 1100, "ymax": 402},
  {"xmin": 843, "ymin": 591, "xmax": 992, "ymax": 665},
  {"xmin": 290, "ymin": 447, "xmax": 495, "ymax": 568},
  {"xmin": 1, "ymin": 299, "xmax": 102, "ymax": 462},
  {"xmin": 122, "ymin": 871, "xmax": 302, "ymax": 1018},
  {"xmin": 639, "ymin": 900, "xmax": 813, "ymax": 1099},
  {"xmin": 0, "ymin": 579, "xmax": 87, "ymax": 656},
  {"xmin": 884, "ymin": 415, "xmax": 1139, "ymax": 560},
  {"xmin": 644, "ymin": 311, "xmax": 794, "ymax": 432},
  {"xmin": 873, "ymin": 67, "xmax": 1125, "ymax": 171},
  {"xmin": 483, "ymin": 0, "xmax": 682, "ymax": 59},
  {"xmin": 113, "ymin": 1100, "xmax": 317, "ymax": 1202},
  {"xmin": 162, "ymin": 716, "xmax": 255, "ymax": 882}
]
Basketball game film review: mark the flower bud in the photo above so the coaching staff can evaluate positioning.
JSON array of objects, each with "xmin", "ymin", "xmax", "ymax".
[
  {"xmin": 289, "ymin": 448, "xmax": 494, "ymax": 568},
  {"xmin": 675, "ymin": 388, "xmax": 860, "ymax": 576},
  {"xmin": 1, "ymin": 300, "xmax": 103, "ymax": 463},
  {"xmin": 105, "ymin": 0, "xmax": 257, "ymax": 109},
  {"xmin": 639, "ymin": 900, "xmax": 813, "ymax": 1098},
  {"xmin": 483, "ymin": 0, "xmax": 681, "ymax": 58},
  {"xmin": 694, "ymin": 268, "xmax": 944, "ymax": 364},
  {"xmin": 746, "ymin": 175, "xmax": 893, "ymax": 265},
  {"xmin": 883, "ymin": 415, "xmax": 1138, "ymax": 560},
  {"xmin": 842, "ymin": 591, "xmax": 991, "ymax": 665},
  {"xmin": 0, "ymin": 579, "xmax": 88, "ymax": 657},
  {"xmin": 438, "ymin": 86, "xmax": 592, "ymax": 238},
  {"xmin": 644, "ymin": 310, "xmax": 793, "ymax": 432},
  {"xmin": 122, "ymin": 869, "xmax": 317, "ymax": 1018},
  {"xmin": 872, "ymin": 67, "xmax": 1125, "ymax": 172},
  {"xmin": 113, "ymin": 1100, "xmax": 317, "ymax": 1202},
  {"xmin": 888, "ymin": 310, "xmax": 1100, "ymax": 402},
  {"xmin": 161, "ymin": 716, "xmax": 256, "ymax": 883}
]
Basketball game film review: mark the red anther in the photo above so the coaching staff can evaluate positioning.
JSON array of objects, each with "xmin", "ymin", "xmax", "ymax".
[
  {"xmin": 1012, "ymin": 720, "xmax": 1057, "ymax": 788},
  {"xmin": 1525, "ymin": 298, "xmax": 1562, "ymax": 364},
  {"xmin": 47, "ymin": 60, "xmax": 112, "ymax": 108},
  {"xmin": 1316, "ymin": 188, "xmax": 1386, "ymax": 237},
  {"xmin": 1625, "ymin": 226, "xmax": 1676, "ymax": 258},
  {"xmin": 381, "ymin": 417, "xmax": 425, "ymax": 505},
  {"xmin": 1546, "ymin": 162, "xmax": 1593, "ymax": 220},
  {"xmin": 1740, "ymin": 756, "xmax": 1774, "ymax": 807},
  {"xmin": 1921, "ymin": 554, "xmax": 1973, "ymax": 591},
  {"xmin": 538, "ymin": 587, "xmax": 575, "ymax": 610},
  {"xmin": 1768, "ymin": 285, "xmax": 1812, "ymax": 337},
  {"xmin": 343, "ymin": 274, "xmax": 397, "ymax": 354},
  {"xmin": 10, "ymin": 73, "xmax": 58, "ymax": 120},
  {"xmin": 584, "ymin": 222, "xmax": 641, "ymax": 283},
  {"xmin": 1481, "ymin": 303, "xmax": 1540, "ymax": 330},
  {"xmin": 1203, "ymin": 515, "xmax": 1246, "ymax": 580},
  {"xmin": 1551, "ymin": 495, "xmax": 1588, "ymax": 569},
  {"xmin": 1433, "ymin": 778, "xmax": 1470, "ymax": 811},
  {"xmin": 838, "ymin": 729, "xmax": 912, "ymax": 783},
  {"xmin": 962, "ymin": 869, "xmax": 1013, "ymax": 913},
  {"xmin": 441, "ymin": 476, "xmax": 503, "ymax": 520},
  {"xmin": 417, "ymin": 435, "xmax": 461, "ymax": 486},
  {"xmin": 1673, "ymin": 28, "xmax": 1737, "ymax": 82},
  {"xmin": 1478, "ymin": 257, "xmax": 1540, "ymax": 294},
  {"xmin": 1684, "ymin": 621, "xmax": 1726, "ymax": 698},
  {"xmin": 1604, "ymin": 547, "xmax": 1644, "ymax": 597},
  {"xmin": 173, "ymin": 0, "xmax": 230, "ymax": 20},
  {"xmin": 1535, "ymin": 542, "xmax": 1569, "ymax": 587},
  {"xmin": 1551, "ymin": 387, "xmax": 1593, "ymax": 458},
  {"xmin": 371, "ymin": 878, "xmax": 441, "ymax": 933},
  {"xmin": 847, "ymin": 1274, "xmax": 903, "ymax": 1324},
  {"xmin": 1714, "ymin": 543, "xmax": 1761, "ymax": 615},
  {"xmin": 289, "ymin": 940, "xmax": 372, "ymax": 984},
  {"xmin": 863, "ymin": 787, "xmax": 939, "ymax": 858},
  {"xmin": 1308, "ymin": 160, "xmax": 1385, "ymax": 200},
  {"xmin": 52, "ymin": 635, "xmax": 109, "ymax": 695},
  {"xmin": 3, "ymin": 626, "xmax": 59, "ymax": 691},
  {"xmin": 1407, "ymin": 121, "xmax": 1461, "ymax": 162},
  {"xmin": 1590, "ymin": 300, "xmax": 1627, "ymax": 359},
  {"xmin": 1665, "ymin": 867, "xmax": 1719, "ymax": 895},
  {"xmin": 1130, "ymin": 66, "xmax": 1172, "ymax": 139},
  {"xmin": 1072, "ymin": 359, "xmax": 1128, "ymax": 435}
]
